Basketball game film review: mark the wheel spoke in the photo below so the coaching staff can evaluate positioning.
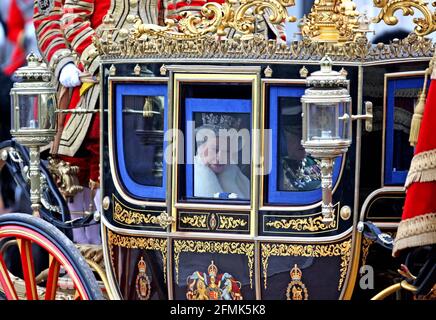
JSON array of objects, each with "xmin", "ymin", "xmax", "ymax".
[
  {"xmin": 17, "ymin": 239, "xmax": 38, "ymax": 300},
  {"xmin": 44, "ymin": 255, "xmax": 60, "ymax": 300},
  {"xmin": 0, "ymin": 251, "xmax": 18, "ymax": 300}
]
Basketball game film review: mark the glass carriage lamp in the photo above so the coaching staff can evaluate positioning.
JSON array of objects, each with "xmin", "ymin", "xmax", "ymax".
[
  {"xmin": 301, "ymin": 56, "xmax": 352, "ymax": 224},
  {"xmin": 10, "ymin": 52, "xmax": 57, "ymax": 216}
]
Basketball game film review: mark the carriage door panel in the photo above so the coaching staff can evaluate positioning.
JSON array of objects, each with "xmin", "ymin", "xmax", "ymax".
[
  {"xmin": 168, "ymin": 70, "xmax": 260, "ymax": 236},
  {"xmin": 103, "ymin": 79, "xmax": 169, "ymax": 230},
  {"xmin": 171, "ymin": 238, "xmax": 255, "ymax": 300},
  {"xmin": 105, "ymin": 229, "xmax": 168, "ymax": 300}
]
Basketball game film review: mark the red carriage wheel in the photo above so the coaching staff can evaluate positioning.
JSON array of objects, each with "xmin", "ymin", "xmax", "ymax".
[{"xmin": 0, "ymin": 213, "xmax": 103, "ymax": 300}]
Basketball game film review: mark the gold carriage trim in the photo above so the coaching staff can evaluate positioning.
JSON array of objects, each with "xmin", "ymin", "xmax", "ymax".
[
  {"xmin": 95, "ymin": 28, "xmax": 434, "ymax": 61},
  {"xmin": 173, "ymin": 240, "xmax": 255, "ymax": 288},
  {"xmin": 112, "ymin": 195, "xmax": 161, "ymax": 226},
  {"xmin": 132, "ymin": 0, "xmax": 297, "ymax": 41},
  {"xmin": 107, "ymin": 230, "xmax": 168, "ymax": 283},
  {"xmin": 373, "ymin": 0, "xmax": 436, "ymax": 36},
  {"xmin": 218, "ymin": 216, "xmax": 248, "ymax": 230},
  {"xmin": 266, "ymin": 216, "xmax": 337, "ymax": 232},
  {"xmin": 180, "ymin": 215, "xmax": 208, "ymax": 228},
  {"xmin": 303, "ymin": 0, "xmax": 360, "ymax": 43},
  {"xmin": 264, "ymin": 203, "xmax": 339, "ymax": 233},
  {"xmin": 405, "ymin": 149, "xmax": 436, "ymax": 188},
  {"xmin": 261, "ymin": 239, "xmax": 352, "ymax": 291},
  {"xmin": 360, "ymin": 237, "xmax": 374, "ymax": 267},
  {"xmin": 179, "ymin": 212, "xmax": 249, "ymax": 231},
  {"xmin": 393, "ymin": 212, "xmax": 436, "ymax": 256}
]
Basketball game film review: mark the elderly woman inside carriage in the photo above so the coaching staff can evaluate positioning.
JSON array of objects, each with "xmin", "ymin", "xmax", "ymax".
[{"xmin": 0, "ymin": 0, "xmax": 435, "ymax": 302}]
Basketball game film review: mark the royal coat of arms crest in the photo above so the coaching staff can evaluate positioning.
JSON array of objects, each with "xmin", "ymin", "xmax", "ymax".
[{"xmin": 186, "ymin": 260, "xmax": 243, "ymax": 300}]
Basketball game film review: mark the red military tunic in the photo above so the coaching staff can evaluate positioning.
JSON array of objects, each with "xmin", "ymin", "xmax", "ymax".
[
  {"xmin": 34, "ymin": 0, "xmax": 110, "ymax": 185},
  {"xmin": 34, "ymin": 0, "xmax": 75, "ymax": 79},
  {"xmin": 56, "ymin": 0, "xmax": 111, "ymax": 185}
]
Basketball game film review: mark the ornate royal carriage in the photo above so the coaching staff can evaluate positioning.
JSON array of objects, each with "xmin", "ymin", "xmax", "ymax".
[{"xmin": 0, "ymin": 0, "xmax": 435, "ymax": 300}]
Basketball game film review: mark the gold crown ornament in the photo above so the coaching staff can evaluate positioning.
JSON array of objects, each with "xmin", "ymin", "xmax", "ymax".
[
  {"xmin": 290, "ymin": 264, "xmax": 303, "ymax": 281},
  {"xmin": 208, "ymin": 260, "xmax": 218, "ymax": 277}
]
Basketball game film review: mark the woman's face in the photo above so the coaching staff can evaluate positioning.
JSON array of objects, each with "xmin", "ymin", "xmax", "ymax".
[
  {"xmin": 285, "ymin": 129, "xmax": 305, "ymax": 161},
  {"xmin": 198, "ymin": 137, "xmax": 229, "ymax": 173}
]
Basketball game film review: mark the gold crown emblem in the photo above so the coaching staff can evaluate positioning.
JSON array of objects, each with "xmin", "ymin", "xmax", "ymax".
[
  {"xmin": 138, "ymin": 257, "xmax": 147, "ymax": 273},
  {"xmin": 290, "ymin": 264, "xmax": 302, "ymax": 281},
  {"xmin": 208, "ymin": 260, "xmax": 218, "ymax": 277}
]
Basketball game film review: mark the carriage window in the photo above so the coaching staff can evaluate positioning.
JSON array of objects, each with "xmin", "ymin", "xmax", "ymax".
[
  {"xmin": 115, "ymin": 84, "xmax": 167, "ymax": 200},
  {"xmin": 122, "ymin": 95, "xmax": 164, "ymax": 186},
  {"xmin": 384, "ymin": 74, "xmax": 426, "ymax": 185},
  {"xmin": 278, "ymin": 97, "xmax": 321, "ymax": 192},
  {"xmin": 184, "ymin": 95, "xmax": 252, "ymax": 202},
  {"xmin": 267, "ymin": 86, "xmax": 342, "ymax": 205},
  {"xmin": 392, "ymin": 88, "xmax": 416, "ymax": 171},
  {"xmin": 190, "ymin": 111, "xmax": 251, "ymax": 200}
]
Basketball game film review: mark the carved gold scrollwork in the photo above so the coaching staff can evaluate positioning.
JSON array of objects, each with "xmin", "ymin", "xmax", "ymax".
[
  {"xmin": 112, "ymin": 195, "xmax": 160, "ymax": 226},
  {"xmin": 304, "ymin": 0, "xmax": 361, "ymax": 42},
  {"xmin": 173, "ymin": 240, "xmax": 255, "ymax": 288},
  {"xmin": 361, "ymin": 237, "xmax": 374, "ymax": 267},
  {"xmin": 47, "ymin": 157, "xmax": 83, "ymax": 200},
  {"xmin": 265, "ymin": 203, "xmax": 339, "ymax": 234},
  {"xmin": 373, "ymin": 0, "xmax": 436, "ymax": 36},
  {"xmin": 261, "ymin": 239, "xmax": 352, "ymax": 291},
  {"xmin": 265, "ymin": 210, "xmax": 339, "ymax": 233},
  {"xmin": 107, "ymin": 230, "xmax": 168, "ymax": 283},
  {"xmin": 95, "ymin": 29, "xmax": 433, "ymax": 61},
  {"xmin": 133, "ymin": 0, "xmax": 296, "ymax": 41},
  {"xmin": 180, "ymin": 215, "xmax": 208, "ymax": 228},
  {"xmin": 266, "ymin": 216, "xmax": 336, "ymax": 232},
  {"xmin": 218, "ymin": 216, "xmax": 248, "ymax": 230}
]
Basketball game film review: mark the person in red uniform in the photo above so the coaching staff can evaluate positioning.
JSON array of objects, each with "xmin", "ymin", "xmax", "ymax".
[
  {"xmin": 35, "ymin": 0, "xmax": 110, "ymax": 187},
  {"xmin": 34, "ymin": 0, "xmax": 111, "ymax": 244},
  {"xmin": 58, "ymin": 0, "xmax": 111, "ymax": 187},
  {"xmin": 34, "ymin": 0, "xmax": 76, "ymax": 85}
]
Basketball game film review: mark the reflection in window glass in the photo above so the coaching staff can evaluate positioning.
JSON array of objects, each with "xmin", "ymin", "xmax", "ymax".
[
  {"xmin": 278, "ymin": 97, "xmax": 321, "ymax": 191},
  {"xmin": 192, "ymin": 112, "xmax": 251, "ymax": 200},
  {"xmin": 392, "ymin": 88, "xmax": 416, "ymax": 172},
  {"xmin": 308, "ymin": 102, "xmax": 338, "ymax": 140},
  {"xmin": 122, "ymin": 95, "xmax": 164, "ymax": 187},
  {"xmin": 19, "ymin": 95, "xmax": 38, "ymax": 129},
  {"xmin": 40, "ymin": 94, "xmax": 55, "ymax": 130}
]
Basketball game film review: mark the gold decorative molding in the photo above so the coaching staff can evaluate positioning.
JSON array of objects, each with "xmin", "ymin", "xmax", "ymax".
[
  {"xmin": 302, "ymin": 0, "xmax": 361, "ymax": 43},
  {"xmin": 107, "ymin": 230, "xmax": 168, "ymax": 283},
  {"xmin": 373, "ymin": 0, "xmax": 436, "ymax": 36},
  {"xmin": 218, "ymin": 216, "xmax": 248, "ymax": 230},
  {"xmin": 132, "ymin": 0, "xmax": 296, "ymax": 41},
  {"xmin": 178, "ymin": 212, "xmax": 249, "ymax": 232},
  {"xmin": 265, "ymin": 216, "xmax": 336, "ymax": 232},
  {"xmin": 180, "ymin": 215, "xmax": 208, "ymax": 228},
  {"xmin": 112, "ymin": 195, "xmax": 160, "ymax": 226},
  {"xmin": 95, "ymin": 29, "xmax": 433, "ymax": 62},
  {"xmin": 265, "ymin": 213, "xmax": 337, "ymax": 233},
  {"xmin": 261, "ymin": 239, "xmax": 352, "ymax": 291},
  {"xmin": 47, "ymin": 157, "xmax": 83, "ymax": 200},
  {"xmin": 93, "ymin": 0, "xmax": 436, "ymax": 61},
  {"xmin": 360, "ymin": 237, "xmax": 374, "ymax": 267},
  {"xmin": 173, "ymin": 240, "xmax": 255, "ymax": 288},
  {"xmin": 264, "ymin": 203, "xmax": 340, "ymax": 234}
]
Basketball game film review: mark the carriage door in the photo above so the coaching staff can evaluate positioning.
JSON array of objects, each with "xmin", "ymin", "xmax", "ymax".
[
  {"xmin": 102, "ymin": 74, "xmax": 170, "ymax": 300},
  {"xmin": 165, "ymin": 66, "xmax": 260, "ymax": 299}
]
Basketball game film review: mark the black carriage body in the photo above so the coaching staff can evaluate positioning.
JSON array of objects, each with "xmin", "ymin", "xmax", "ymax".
[{"xmin": 98, "ymin": 54, "xmax": 430, "ymax": 300}]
